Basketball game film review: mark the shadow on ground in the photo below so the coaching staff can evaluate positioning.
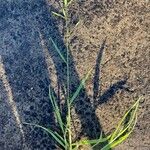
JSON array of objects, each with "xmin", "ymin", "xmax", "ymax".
[{"xmin": 0, "ymin": 0, "xmax": 129, "ymax": 149}]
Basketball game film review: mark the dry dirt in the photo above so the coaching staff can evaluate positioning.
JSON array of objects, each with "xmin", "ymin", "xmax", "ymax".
[{"xmin": 0, "ymin": 0, "xmax": 149, "ymax": 150}]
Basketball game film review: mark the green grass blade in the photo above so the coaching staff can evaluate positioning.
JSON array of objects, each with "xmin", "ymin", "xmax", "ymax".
[
  {"xmin": 52, "ymin": 11, "xmax": 65, "ymax": 19},
  {"xmin": 49, "ymin": 87, "xmax": 65, "ymax": 134},
  {"xmin": 23, "ymin": 123, "xmax": 65, "ymax": 148},
  {"xmin": 70, "ymin": 67, "xmax": 93, "ymax": 104},
  {"xmin": 49, "ymin": 87, "xmax": 55, "ymax": 109},
  {"xmin": 72, "ymin": 146, "xmax": 78, "ymax": 150},
  {"xmin": 113, "ymin": 99, "xmax": 139, "ymax": 139},
  {"xmin": 62, "ymin": 8, "xmax": 67, "ymax": 19},
  {"xmin": 51, "ymin": 93, "xmax": 65, "ymax": 133},
  {"xmin": 92, "ymin": 131, "xmax": 103, "ymax": 148},
  {"xmin": 102, "ymin": 115, "xmax": 137, "ymax": 150},
  {"xmin": 72, "ymin": 135, "xmax": 111, "ymax": 147},
  {"xmin": 101, "ymin": 98, "xmax": 141, "ymax": 150},
  {"xmin": 110, "ymin": 97, "xmax": 140, "ymax": 141},
  {"xmin": 49, "ymin": 37, "xmax": 67, "ymax": 64},
  {"xmin": 64, "ymin": 0, "xmax": 68, "ymax": 7},
  {"xmin": 54, "ymin": 131, "xmax": 65, "ymax": 143},
  {"xmin": 69, "ymin": 20, "xmax": 81, "ymax": 35},
  {"xmin": 68, "ymin": 0, "xmax": 74, "ymax": 6},
  {"xmin": 72, "ymin": 98, "xmax": 139, "ymax": 150},
  {"xmin": 110, "ymin": 115, "xmax": 137, "ymax": 149}
]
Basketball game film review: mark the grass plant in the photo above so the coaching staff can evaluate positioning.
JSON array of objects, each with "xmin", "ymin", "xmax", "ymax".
[{"xmin": 24, "ymin": 1, "xmax": 141, "ymax": 149}]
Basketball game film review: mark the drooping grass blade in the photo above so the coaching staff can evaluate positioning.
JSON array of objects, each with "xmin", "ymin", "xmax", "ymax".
[{"xmin": 23, "ymin": 123, "xmax": 66, "ymax": 148}]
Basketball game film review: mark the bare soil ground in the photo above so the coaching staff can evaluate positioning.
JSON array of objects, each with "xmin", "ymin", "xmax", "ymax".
[{"xmin": 0, "ymin": 0, "xmax": 149, "ymax": 150}]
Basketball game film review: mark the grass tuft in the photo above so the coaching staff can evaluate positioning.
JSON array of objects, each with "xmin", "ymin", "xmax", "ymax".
[{"xmin": 24, "ymin": 1, "xmax": 141, "ymax": 149}]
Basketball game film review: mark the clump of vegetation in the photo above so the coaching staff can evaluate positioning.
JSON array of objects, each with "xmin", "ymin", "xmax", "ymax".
[{"xmin": 24, "ymin": 0, "xmax": 141, "ymax": 149}]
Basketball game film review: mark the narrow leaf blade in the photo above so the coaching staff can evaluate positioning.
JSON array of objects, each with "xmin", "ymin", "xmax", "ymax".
[
  {"xmin": 68, "ymin": 0, "xmax": 74, "ymax": 6},
  {"xmin": 69, "ymin": 20, "xmax": 81, "ymax": 35},
  {"xmin": 64, "ymin": 0, "xmax": 68, "ymax": 7},
  {"xmin": 52, "ymin": 11, "xmax": 65, "ymax": 19},
  {"xmin": 70, "ymin": 67, "xmax": 93, "ymax": 104},
  {"xmin": 111, "ymin": 117, "xmax": 137, "ymax": 149},
  {"xmin": 102, "ymin": 115, "xmax": 137, "ymax": 150},
  {"xmin": 49, "ymin": 37, "xmax": 67, "ymax": 64},
  {"xmin": 23, "ymin": 123, "xmax": 65, "ymax": 148},
  {"xmin": 49, "ymin": 87, "xmax": 65, "ymax": 133},
  {"xmin": 72, "ymin": 135, "xmax": 111, "ymax": 147},
  {"xmin": 110, "ymin": 97, "xmax": 140, "ymax": 140}
]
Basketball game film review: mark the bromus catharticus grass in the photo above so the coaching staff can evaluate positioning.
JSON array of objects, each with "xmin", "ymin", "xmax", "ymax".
[{"xmin": 24, "ymin": 0, "xmax": 142, "ymax": 149}]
